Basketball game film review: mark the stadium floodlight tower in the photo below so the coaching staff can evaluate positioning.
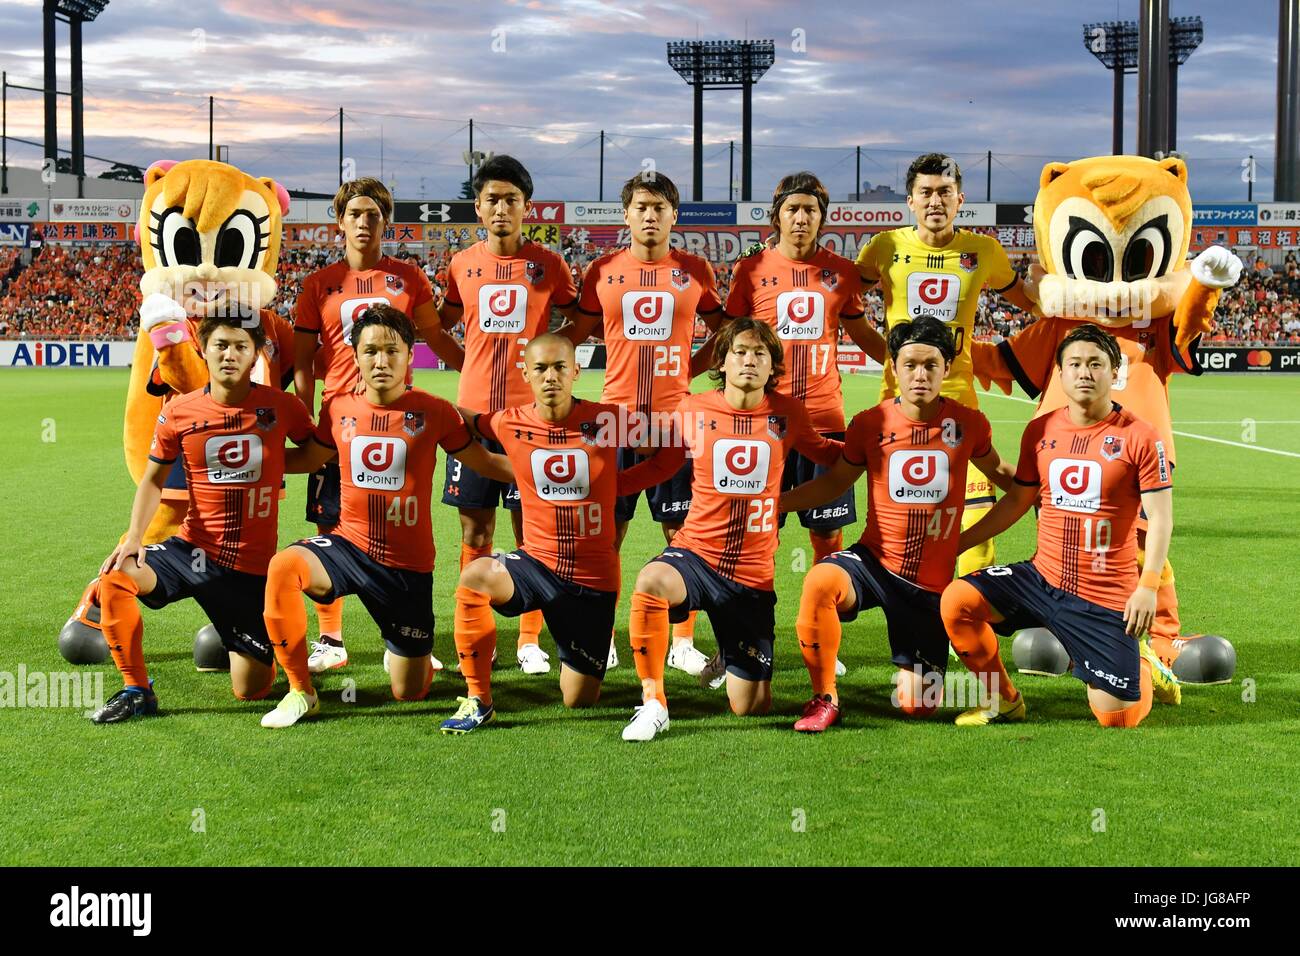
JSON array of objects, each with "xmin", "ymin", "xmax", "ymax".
[
  {"xmin": 1083, "ymin": 15, "xmax": 1201, "ymax": 156},
  {"xmin": 667, "ymin": 39, "xmax": 774, "ymax": 202},
  {"xmin": 41, "ymin": 0, "xmax": 109, "ymax": 198}
]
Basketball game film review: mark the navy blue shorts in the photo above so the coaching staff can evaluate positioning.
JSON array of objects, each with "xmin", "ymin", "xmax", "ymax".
[
  {"xmin": 650, "ymin": 548, "xmax": 776, "ymax": 682},
  {"xmin": 163, "ymin": 457, "xmax": 187, "ymax": 492},
  {"xmin": 495, "ymin": 549, "xmax": 617, "ymax": 677},
  {"xmin": 305, "ymin": 460, "xmax": 340, "ymax": 527},
  {"xmin": 779, "ymin": 430, "xmax": 856, "ymax": 531},
  {"xmin": 615, "ymin": 446, "xmax": 693, "ymax": 524},
  {"xmin": 822, "ymin": 544, "xmax": 948, "ymax": 676},
  {"xmin": 963, "ymin": 561, "xmax": 1141, "ymax": 702},
  {"xmin": 441, "ymin": 436, "xmax": 521, "ymax": 511},
  {"xmin": 296, "ymin": 534, "xmax": 434, "ymax": 657},
  {"xmin": 138, "ymin": 536, "xmax": 274, "ymax": 665}
]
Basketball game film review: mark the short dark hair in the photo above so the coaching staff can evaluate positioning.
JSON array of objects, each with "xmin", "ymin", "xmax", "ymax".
[
  {"xmin": 334, "ymin": 177, "xmax": 393, "ymax": 223},
  {"xmin": 198, "ymin": 315, "xmax": 266, "ymax": 353},
  {"xmin": 708, "ymin": 318, "xmax": 785, "ymax": 393},
  {"xmin": 1054, "ymin": 323, "xmax": 1122, "ymax": 370},
  {"xmin": 887, "ymin": 317, "xmax": 956, "ymax": 364},
  {"xmin": 351, "ymin": 303, "xmax": 415, "ymax": 352},
  {"xmin": 770, "ymin": 171, "xmax": 829, "ymax": 238},
  {"xmin": 905, "ymin": 153, "xmax": 961, "ymax": 195},
  {"xmin": 621, "ymin": 171, "xmax": 680, "ymax": 212},
  {"xmin": 473, "ymin": 154, "xmax": 533, "ymax": 201}
]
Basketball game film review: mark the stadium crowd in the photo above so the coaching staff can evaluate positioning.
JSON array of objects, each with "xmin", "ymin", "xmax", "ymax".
[{"xmin": 1, "ymin": 239, "xmax": 1296, "ymax": 347}]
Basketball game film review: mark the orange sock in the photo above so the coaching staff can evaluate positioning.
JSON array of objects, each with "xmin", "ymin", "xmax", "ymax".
[
  {"xmin": 811, "ymin": 530, "xmax": 844, "ymax": 564},
  {"xmin": 629, "ymin": 592, "xmax": 670, "ymax": 706},
  {"xmin": 455, "ymin": 586, "xmax": 497, "ymax": 705},
  {"xmin": 263, "ymin": 550, "xmax": 315, "ymax": 694},
  {"xmin": 672, "ymin": 610, "xmax": 697, "ymax": 642},
  {"xmin": 517, "ymin": 609, "xmax": 543, "ymax": 649},
  {"xmin": 100, "ymin": 570, "xmax": 148, "ymax": 688},
  {"xmin": 460, "ymin": 541, "xmax": 493, "ymax": 570},
  {"xmin": 940, "ymin": 580, "xmax": 1018, "ymax": 704},
  {"xmin": 796, "ymin": 562, "xmax": 851, "ymax": 698},
  {"xmin": 313, "ymin": 596, "xmax": 344, "ymax": 641},
  {"xmin": 1092, "ymin": 659, "xmax": 1154, "ymax": 728}
]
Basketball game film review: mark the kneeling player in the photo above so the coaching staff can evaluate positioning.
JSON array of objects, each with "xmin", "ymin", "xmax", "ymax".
[
  {"xmin": 940, "ymin": 325, "xmax": 1179, "ymax": 728},
  {"xmin": 623, "ymin": 318, "xmax": 841, "ymax": 740},
  {"xmin": 779, "ymin": 317, "xmax": 1014, "ymax": 731},
  {"xmin": 260, "ymin": 305, "xmax": 511, "ymax": 728},
  {"xmin": 90, "ymin": 315, "xmax": 314, "ymax": 722},
  {"xmin": 440, "ymin": 334, "xmax": 685, "ymax": 732}
]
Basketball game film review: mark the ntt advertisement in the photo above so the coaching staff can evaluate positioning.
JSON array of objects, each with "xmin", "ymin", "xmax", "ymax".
[{"xmin": 1197, "ymin": 346, "xmax": 1300, "ymax": 372}]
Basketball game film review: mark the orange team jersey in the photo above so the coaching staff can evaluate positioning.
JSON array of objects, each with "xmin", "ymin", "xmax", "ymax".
[
  {"xmin": 671, "ymin": 389, "xmax": 842, "ymax": 590},
  {"xmin": 1014, "ymin": 404, "xmax": 1172, "ymax": 612},
  {"xmin": 577, "ymin": 248, "xmax": 722, "ymax": 414},
  {"xmin": 294, "ymin": 256, "xmax": 434, "ymax": 401},
  {"xmin": 844, "ymin": 398, "xmax": 993, "ymax": 593},
  {"xmin": 148, "ymin": 384, "xmax": 314, "ymax": 575},
  {"xmin": 987, "ymin": 314, "xmax": 1193, "ymax": 468},
  {"xmin": 445, "ymin": 240, "xmax": 579, "ymax": 412},
  {"xmin": 478, "ymin": 399, "xmax": 686, "ymax": 592},
  {"xmin": 312, "ymin": 389, "xmax": 471, "ymax": 573},
  {"xmin": 724, "ymin": 246, "xmax": 865, "ymax": 433}
]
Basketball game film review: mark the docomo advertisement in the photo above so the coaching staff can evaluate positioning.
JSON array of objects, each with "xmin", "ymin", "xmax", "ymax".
[{"xmin": 737, "ymin": 201, "xmax": 997, "ymax": 227}]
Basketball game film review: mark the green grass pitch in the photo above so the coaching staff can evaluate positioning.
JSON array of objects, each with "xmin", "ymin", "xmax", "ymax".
[{"xmin": 2, "ymin": 367, "xmax": 1298, "ymax": 866}]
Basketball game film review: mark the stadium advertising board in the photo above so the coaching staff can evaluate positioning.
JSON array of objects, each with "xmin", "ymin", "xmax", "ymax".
[
  {"xmin": 282, "ymin": 199, "xmax": 336, "ymax": 223},
  {"xmin": 1191, "ymin": 204, "xmax": 1257, "ymax": 227},
  {"xmin": 568, "ymin": 202, "xmax": 626, "ymax": 224},
  {"xmin": 837, "ymin": 343, "xmax": 884, "ymax": 374},
  {"xmin": 1, "ymin": 340, "xmax": 136, "ymax": 367},
  {"xmin": 1190, "ymin": 225, "xmax": 1300, "ymax": 250},
  {"xmin": 48, "ymin": 199, "xmax": 138, "ymax": 222},
  {"xmin": 677, "ymin": 203, "xmax": 737, "ymax": 225},
  {"xmin": 523, "ymin": 202, "xmax": 564, "ymax": 223},
  {"xmin": 1197, "ymin": 346, "xmax": 1300, "ymax": 372},
  {"xmin": 0, "ymin": 198, "xmax": 47, "ymax": 221},
  {"xmin": 997, "ymin": 203, "xmax": 1035, "ymax": 225},
  {"xmin": 0, "ymin": 223, "xmax": 31, "ymax": 246},
  {"xmin": 393, "ymin": 201, "xmax": 478, "ymax": 224}
]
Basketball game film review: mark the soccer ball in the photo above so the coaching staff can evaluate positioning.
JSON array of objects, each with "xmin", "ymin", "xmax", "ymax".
[
  {"xmin": 1011, "ymin": 627, "xmax": 1070, "ymax": 677},
  {"xmin": 193, "ymin": 624, "xmax": 230, "ymax": 672}
]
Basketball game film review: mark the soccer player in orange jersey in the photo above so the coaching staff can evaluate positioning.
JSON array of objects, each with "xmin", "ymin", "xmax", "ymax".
[
  {"xmin": 622, "ymin": 319, "xmax": 841, "ymax": 741},
  {"xmin": 560, "ymin": 171, "xmax": 724, "ymax": 677},
  {"xmin": 293, "ymin": 178, "xmax": 463, "ymax": 675},
  {"xmin": 436, "ymin": 156, "xmax": 582, "ymax": 676},
  {"xmin": 779, "ymin": 318, "xmax": 1015, "ymax": 732},
  {"xmin": 940, "ymin": 324, "xmax": 1178, "ymax": 728},
  {"xmin": 722, "ymin": 172, "xmax": 887, "ymax": 568},
  {"xmin": 261, "ymin": 306, "xmax": 510, "ymax": 728},
  {"xmin": 440, "ymin": 334, "xmax": 685, "ymax": 733},
  {"xmin": 90, "ymin": 315, "xmax": 314, "ymax": 723}
]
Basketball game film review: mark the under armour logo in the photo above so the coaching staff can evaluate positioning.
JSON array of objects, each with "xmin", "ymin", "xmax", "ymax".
[{"xmin": 1039, "ymin": 439, "xmax": 1057, "ymax": 450}]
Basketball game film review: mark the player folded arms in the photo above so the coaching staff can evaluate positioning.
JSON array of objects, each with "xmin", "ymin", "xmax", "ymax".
[
  {"xmin": 440, "ymin": 333, "xmax": 686, "ymax": 733},
  {"xmin": 91, "ymin": 314, "xmax": 315, "ymax": 723},
  {"xmin": 622, "ymin": 318, "xmax": 841, "ymax": 741},
  {"xmin": 940, "ymin": 324, "xmax": 1177, "ymax": 728},
  {"xmin": 779, "ymin": 317, "xmax": 1014, "ymax": 731},
  {"xmin": 261, "ymin": 305, "xmax": 510, "ymax": 729}
]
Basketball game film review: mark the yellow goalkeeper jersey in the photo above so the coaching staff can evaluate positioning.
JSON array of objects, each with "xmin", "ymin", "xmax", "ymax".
[{"xmin": 856, "ymin": 226, "xmax": 1017, "ymax": 409}]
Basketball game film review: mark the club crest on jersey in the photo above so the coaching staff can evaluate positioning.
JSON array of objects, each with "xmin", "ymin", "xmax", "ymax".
[
  {"xmin": 204, "ymin": 434, "xmax": 263, "ymax": 484},
  {"xmin": 766, "ymin": 415, "xmax": 788, "ymax": 441},
  {"xmin": 1100, "ymin": 435, "xmax": 1124, "ymax": 461},
  {"xmin": 254, "ymin": 407, "xmax": 278, "ymax": 432},
  {"xmin": 819, "ymin": 268, "xmax": 839, "ymax": 292},
  {"xmin": 524, "ymin": 260, "xmax": 545, "ymax": 286},
  {"xmin": 940, "ymin": 417, "xmax": 963, "ymax": 449},
  {"xmin": 402, "ymin": 411, "xmax": 425, "ymax": 437},
  {"xmin": 669, "ymin": 268, "xmax": 691, "ymax": 291},
  {"xmin": 339, "ymin": 415, "xmax": 358, "ymax": 443},
  {"xmin": 959, "ymin": 251, "xmax": 978, "ymax": 273},
  {"xmin": 263, "ymin": 339, "xmax": 278, "ymax": 361},
  {"xmin": 580, "ymin": 420, "xmax": 600, "ymax": 446},
  {"xmin": 385, "ymin": 273, "xmax": 404, "ymax": 294}
]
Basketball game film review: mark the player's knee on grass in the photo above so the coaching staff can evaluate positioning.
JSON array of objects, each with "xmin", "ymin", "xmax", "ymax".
[
  {"xmin": 390, "ymin": 654, "xmax": 432, "ymax": 701},
  {"xmin": 894, "ymin": 667, "xmax": 937, "ymax": 718},
  {"xmin": 231, "ymin": 655, "xmax": 276, "ymax": 701},
  {"xmin": 560, "ymin": 666, "xmax": 602, "ymax": 709},
  {"xmin": 727, "ymin": 677, "xmax": 771, "ymax": 717}
]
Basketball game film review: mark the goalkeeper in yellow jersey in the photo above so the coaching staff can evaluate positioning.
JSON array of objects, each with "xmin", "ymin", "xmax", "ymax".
[{"xmin": 856, "ymin": 153, "xmax": 1037, "ymax": 575}]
